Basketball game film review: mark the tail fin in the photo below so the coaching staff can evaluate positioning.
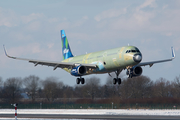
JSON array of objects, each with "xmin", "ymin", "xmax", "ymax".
[{"xmin": 61, "ymin": 30, "xmax": 74, "ymax": 60}]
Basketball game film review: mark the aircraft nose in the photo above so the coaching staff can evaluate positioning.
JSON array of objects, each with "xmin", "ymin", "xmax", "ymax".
[{"xmin": 133, "ymin": 54, "xmax": 142, "ymax": 62}]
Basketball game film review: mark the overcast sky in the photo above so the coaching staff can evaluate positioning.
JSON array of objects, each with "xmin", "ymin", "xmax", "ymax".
[{"xmin": 0, "ymin": 0, "xmax": 179, "ymax": 86}]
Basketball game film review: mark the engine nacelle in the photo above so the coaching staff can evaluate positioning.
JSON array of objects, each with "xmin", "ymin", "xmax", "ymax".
[
  {"xmin": 126, "ymin": 66, "xmax": 143, "ymax": 77},
  {"xmin": 71, "ymin": 65, "xmax": 87, "ymax": 76}
]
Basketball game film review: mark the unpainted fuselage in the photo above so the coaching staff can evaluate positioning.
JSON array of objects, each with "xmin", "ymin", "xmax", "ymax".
[{"xmin": 62, "ymin": 46, "xmax": 142, "ymax": 75}]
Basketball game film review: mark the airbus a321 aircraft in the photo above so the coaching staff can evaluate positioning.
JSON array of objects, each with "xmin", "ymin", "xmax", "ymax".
[{"xmin": 4, "ymin": 30, "xmax": 175, "ymax": 85}]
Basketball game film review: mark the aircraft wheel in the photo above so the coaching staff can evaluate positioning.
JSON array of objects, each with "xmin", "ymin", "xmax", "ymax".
[
  {"xmin": 76, "ymin": 78, "xmax": 80, "ymax": 84},
  {"xmin": 81, "ymin": 78, "xmax": 85, "ymax": 84},
  {"xmin": 113, "ymin": 78, "xmax": 117, "ymax": 84},
  {"xmin": 118, "ymin": 78, "xmax": 121, "ymax": 85}
]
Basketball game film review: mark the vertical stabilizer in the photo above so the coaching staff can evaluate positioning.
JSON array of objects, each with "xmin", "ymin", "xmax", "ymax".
[{"xmin": 61, "ymin": 30, "xmax": 74, "ymax": 60}]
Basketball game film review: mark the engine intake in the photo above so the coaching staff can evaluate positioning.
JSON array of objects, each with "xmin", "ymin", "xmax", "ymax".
[
  {"xmin": 71, "ymin": 65, "xmax": 87, "ymax": 76},
  {"xmin": 133, "ymin": 66, "xmax": 143, "ymax": 76},
  {"xmin": 126, "ymin": 66, "xmax": 143, "ymax": 77}
]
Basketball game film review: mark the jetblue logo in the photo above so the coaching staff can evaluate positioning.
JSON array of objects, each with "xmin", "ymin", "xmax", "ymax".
[{"xmin": 63, "ymin": 48, "xmax": 69, "ymax": 54}]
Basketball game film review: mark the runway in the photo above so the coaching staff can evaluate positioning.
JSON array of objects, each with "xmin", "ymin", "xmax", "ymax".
[
  {"xmin": 0, "ymin": 114, "xmax": 180, "ymax": 120},
  {"xmin": 1, "ymin": 109, "xmax": 180, "ymax": 119}
]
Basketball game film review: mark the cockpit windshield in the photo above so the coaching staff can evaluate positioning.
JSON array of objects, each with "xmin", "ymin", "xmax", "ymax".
[
  {"xmin": 135, "ymin": 48, "xmax": 140, "ymax": 52},
  {"xmin": 126, "ymin": 49, "xmax": 140, "ymax": 53}
]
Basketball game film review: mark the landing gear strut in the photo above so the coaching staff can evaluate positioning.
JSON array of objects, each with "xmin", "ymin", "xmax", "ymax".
[
  {"xmin": 126, "ymin": 68, "xmax": 133, "ymax": 78},
  {"xmin": 113, "ymin": 69, "xmax": 122, "ymax": 85},
  {"xmin": 76, "ymin": 77, "xmax": 85, "ymax": 84}
]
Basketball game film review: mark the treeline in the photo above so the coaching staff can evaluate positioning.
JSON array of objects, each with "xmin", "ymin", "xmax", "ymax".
[{"xmin": 0, "ymin": 75, "xmax": 180, "ymax": 104}]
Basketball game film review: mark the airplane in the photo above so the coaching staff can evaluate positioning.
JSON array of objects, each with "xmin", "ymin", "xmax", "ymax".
[{"xmin": 3, "ymin": 30, "xmax": 175, "ymax": 85}]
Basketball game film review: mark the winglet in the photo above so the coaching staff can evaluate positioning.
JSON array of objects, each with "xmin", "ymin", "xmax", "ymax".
[
  {"xmin": 171, "ymin": 47, "xmax": 175, "ymax": 59},
  {"xmin": 3, "ymin": 45, "xmax": 16, "ymax": 59},
  {"xmin": 3, "ymin": 45, "xmax": 8, "ymax": 57}
]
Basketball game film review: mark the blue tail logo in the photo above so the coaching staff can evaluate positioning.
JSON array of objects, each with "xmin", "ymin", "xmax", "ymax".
[{"xmin": 61, "ymin": 30, "xmax": 74, "ymax": 60}]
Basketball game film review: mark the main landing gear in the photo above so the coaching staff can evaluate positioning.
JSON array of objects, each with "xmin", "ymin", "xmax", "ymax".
[
  {"xmin": 76, "ymin": 77, "xmax": 85, "ymax": 84},
  {"xmin": 113, "ymin": 78, "xmax": 121, "ymax": 85},
  {"xmin": 112, "ymin": 69, "xmax": 122, "ymax": 85}
]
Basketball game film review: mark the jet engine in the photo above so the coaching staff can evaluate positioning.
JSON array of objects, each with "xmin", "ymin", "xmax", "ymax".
[
  {"xmin": 126, "ymin": 66, "xmax": 143, "ymax": 78},
  {"xmin": 71, "ymin": 65, "xmax": 87, "ymax": 76}
]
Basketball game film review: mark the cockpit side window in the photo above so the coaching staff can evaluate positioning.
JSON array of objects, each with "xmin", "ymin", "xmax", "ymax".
[{"xmin": 135, "ymin": 48, "xmax": 140, "ymax": 52}]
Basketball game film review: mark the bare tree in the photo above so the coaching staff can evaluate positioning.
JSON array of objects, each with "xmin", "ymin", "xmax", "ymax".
[
  {"xmin": 132, "ymin": 76, "xmax": 153, "ymax": 99},
  {"xmin": 74, "ymin": 77, "xmax": 101, "ymax": 99},
  {"xmin": 105, "ymin": 72, "xmax": 126, "ymax": 98},
  {"xmin": 152, "ymin": 78, "xmax": 170, "ymax": 98},
  {"xmin": 62, "ymin": 85, "xmax": 74, "ymax": 103},
  {"xmin": 57, "ymin": 81, "xmax": 64, "ymax": 98},
  {"xmin": 23, "ymin": 75, "xmax": 40, "ymax": 102},
  {"xmin": 74, "ymin": 85, "xmax": 87, "ymax": 98},
  {"xmin": 3, "ymin": 77, "xmax": 22, "ymax": 103},
  {"xmin": 120, "ymin": 77, "xmax": 136, "ymax": 99},
  {"xmin": 0, "ymin": 77, "xmax": 3, "ymax": 86},
  {"xmin": 171, "ymin": 75, "xmax": 180, "ymax": 98},
  {"xmin": 84, "ymin": 77, "xmax": 100, "ymax": 100},
  {"xmin": 105, "ymin": 76, "xmax": 119, "ymax": 98},
  {"xmin": 120, "ymin": 76, "xmax": 153, "ymax": 99},
  {"xmin": 43, "ymin": 77, "xmax": 59, "ymax": 102},
  {"xmin": 63, "ymin": 86, "xmax": 74, "ymax": 98},
  {"xmin": 0, "ymin": 77, "xmax": 3, "ymax": 99},
  {"xmin": 101, "ymin": 85, "xmax": 110, "ymax": 98}
]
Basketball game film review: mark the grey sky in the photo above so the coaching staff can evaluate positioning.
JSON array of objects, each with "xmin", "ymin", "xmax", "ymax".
[{"xmin": 0, "ymin": 0, "xmax": 179, "ymax": 86}]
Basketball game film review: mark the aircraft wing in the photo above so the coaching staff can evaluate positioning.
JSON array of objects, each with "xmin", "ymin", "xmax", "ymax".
[
  {"xmin": 135, "ymin": 47, "xmax": 175, "ymax": 67},
  {"xmin": 3, "ymin": 45, "xmax": 97, "ymax": 70}
]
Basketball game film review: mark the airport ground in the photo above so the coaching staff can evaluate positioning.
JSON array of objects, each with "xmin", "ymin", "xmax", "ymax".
[
  {"xmin": 0, "ymin": 109, "xmax": 180, "ymax": 120},
  {"xmin": 1, "ymin": 114, "xmax": 180, "ymax": 120}
]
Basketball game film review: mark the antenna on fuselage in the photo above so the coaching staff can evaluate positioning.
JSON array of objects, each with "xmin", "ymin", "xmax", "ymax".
[{"xmin": 128, "ymin": 43, "xmax": 129, "ymax": 46}]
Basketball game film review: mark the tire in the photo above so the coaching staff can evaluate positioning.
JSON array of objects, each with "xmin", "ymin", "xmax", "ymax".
[
  {"xmin": 81, "ymin": 78, "xmax": 85, "ymax": 84},
  {"xmin": 76, "ymin": 78, "xmax": 80, "ymax": 84},
  {"xmin": 113, "ymin": 78, "xmax": 117, "ymax": 84},
  {"xmin": 118, "ymin": 78, "xmax": 121, "ymax": 85}
]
